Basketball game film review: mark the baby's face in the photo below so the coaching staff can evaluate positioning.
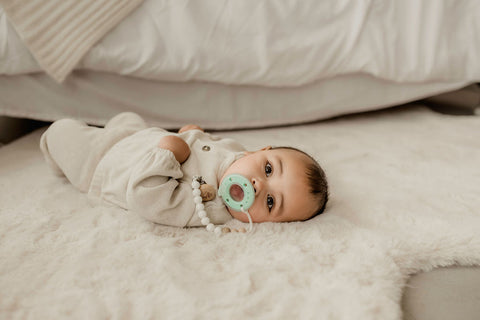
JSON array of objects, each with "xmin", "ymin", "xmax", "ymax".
[{"xmin": 220, "ymin": 148, "xmax": 317, "ymax": 223}]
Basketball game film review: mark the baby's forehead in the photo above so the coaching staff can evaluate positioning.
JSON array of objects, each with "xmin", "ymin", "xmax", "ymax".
[
  {"xmin": 281, "ymin": 174, "xmax": 317, "ymax": 220},
  {"xmin": 266, "ymin": 148, "xmax": 312, "ymax": 181},
  {"xmin": 268, "ymin": 148, "xmax": 312, "ymax": 167},
  {"xmin": 265, "ymin": 148, "xmax": 318, "ymax": 220},
  {"xmin": 270, "ymin": 148, "xmax": 313, "ymax": 184}
]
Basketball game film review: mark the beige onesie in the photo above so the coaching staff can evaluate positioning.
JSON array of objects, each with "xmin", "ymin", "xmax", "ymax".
[{"xmin": 40, "ymin": 112, "xmax": 245, "ymax": 227}]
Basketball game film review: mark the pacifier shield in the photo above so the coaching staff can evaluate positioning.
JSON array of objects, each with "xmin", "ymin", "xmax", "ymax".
[{"xmin": 219, "ymin": 174, "xmax": 255, "ymax": 211}]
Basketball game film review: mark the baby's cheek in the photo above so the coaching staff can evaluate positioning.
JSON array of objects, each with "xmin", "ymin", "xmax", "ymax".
[
  {"xmin": 227, "ymin": 207, "xmax": 249, "ymax": 223},
  {"xmin": 249, "ymin": 200, "xmax": 266, "ymax": 222}
]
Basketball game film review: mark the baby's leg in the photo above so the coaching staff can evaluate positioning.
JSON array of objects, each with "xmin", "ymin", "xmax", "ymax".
[
  {"xmin": 39, "ymin": 124, "xmax": 66, "ymax": 177},
  {"xmin": 104, "ymin": 112, "xmax": 148, "ymax": 131},
  {"xmin": 158, "ymin": 135, "xmax": 190, "ymax": 164},
  {"xmin": 40, "ymin": 119, "xmax": 102, "ymax": 191},
  {"xmin": 40, "ymin": 114, "xmax": 147, "ymax": 192}
]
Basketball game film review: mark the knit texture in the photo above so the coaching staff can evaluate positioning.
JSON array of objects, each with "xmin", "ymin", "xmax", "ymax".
[{"xmin": 0, "ymin": 0, "xmax": 143, "ymax": 82}]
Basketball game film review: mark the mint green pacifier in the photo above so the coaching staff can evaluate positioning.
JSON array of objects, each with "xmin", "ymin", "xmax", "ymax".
[{"xmin": 218, "ymin": 174, "xmax": 255, "ymax": 212}]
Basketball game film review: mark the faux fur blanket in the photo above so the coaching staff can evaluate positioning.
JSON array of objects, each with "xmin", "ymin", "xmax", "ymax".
[{"xmin": 1, "ymin": 106, "xmax": 479, "ymax": 319}]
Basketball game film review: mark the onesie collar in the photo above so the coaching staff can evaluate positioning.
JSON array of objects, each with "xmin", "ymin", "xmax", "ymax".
[{"xmin": 216, "ymin": 151, "xmax": 245, "ymax": 185}]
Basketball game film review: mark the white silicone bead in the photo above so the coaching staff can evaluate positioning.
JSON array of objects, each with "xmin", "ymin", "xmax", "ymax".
[
  {"xmin": 192, "ymin": 181, "xmax": 200, "ymax": 189},
  {"xmin": 193, "ymin": 177, "xmax": 229, "ymax": 234},
  {"xmin": 198, "ymin": 210, "xmax": 207, "ymax": 218}
]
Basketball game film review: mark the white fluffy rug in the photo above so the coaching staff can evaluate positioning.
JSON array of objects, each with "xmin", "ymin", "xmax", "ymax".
[{"xmin": 1, "ymin": 105, "xmax": 479, "ymax": 319}]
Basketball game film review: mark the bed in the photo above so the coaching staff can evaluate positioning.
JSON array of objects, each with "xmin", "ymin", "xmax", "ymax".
[{"xmin": 1, "ymin": 1, "xmax": 480, "ymax": 319}]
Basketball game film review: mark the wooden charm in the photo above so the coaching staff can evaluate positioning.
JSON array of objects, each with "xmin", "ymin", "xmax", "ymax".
[{"xmin": 200, "ymin": 184, "xmax": 216, "ymax": 202}]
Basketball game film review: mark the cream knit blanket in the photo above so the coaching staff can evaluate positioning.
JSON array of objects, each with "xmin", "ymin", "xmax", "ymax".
[{"xmin": 0, "ymin": 0, "xmax": 143, "ymax": 82}]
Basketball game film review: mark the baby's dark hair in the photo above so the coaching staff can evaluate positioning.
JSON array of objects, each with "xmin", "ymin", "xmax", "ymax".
[{"xmin": 272, "ymin": 146, "xmax": 329, "ymax": 219}]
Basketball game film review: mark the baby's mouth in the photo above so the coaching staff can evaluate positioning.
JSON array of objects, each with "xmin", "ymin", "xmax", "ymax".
[{"xmin": 230, "ymin": 184, "xmax": 244, "ymax": 202}]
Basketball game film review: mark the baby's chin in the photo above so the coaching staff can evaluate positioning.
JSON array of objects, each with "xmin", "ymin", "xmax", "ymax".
[{"xmin": 226, "ymin": 207, "xmax": 250, "ymax": 223}]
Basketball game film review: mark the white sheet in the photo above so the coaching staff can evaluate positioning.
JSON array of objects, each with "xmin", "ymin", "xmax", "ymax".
[
  {"xmin": 0, "ymin": 71, "xmax": 468, "ymax": 129},
  {"xmin": 1, "ymin": 105, "xmax": 479, "ymax": 319},
  {"xmin": 2, "ymin": 0, "xmax": 480, "ymax": 85}
]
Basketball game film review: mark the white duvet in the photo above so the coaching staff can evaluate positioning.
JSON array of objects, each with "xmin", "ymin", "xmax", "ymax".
[{"xmin": 1, "ymin": 0, "xmax": 480, "ymax": 85}]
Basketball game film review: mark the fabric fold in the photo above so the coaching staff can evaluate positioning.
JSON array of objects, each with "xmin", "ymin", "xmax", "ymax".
[{"xmin": 0, "ymin": 0, "xmax": 144, "ymax": 82}]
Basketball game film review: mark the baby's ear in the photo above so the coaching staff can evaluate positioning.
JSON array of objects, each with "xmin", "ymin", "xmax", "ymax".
[{"xmin": 244, "ymin": 146, "xmax": 272, "ymax": 156}]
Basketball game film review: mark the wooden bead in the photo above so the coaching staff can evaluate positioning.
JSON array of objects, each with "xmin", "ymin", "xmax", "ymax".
[
  {"xmin": 221, "ymin": 227, "xmax": 231, "ymax": 233},
  {"xmin": 237, "ymin": 227, "xmax": 247, "ymax": 233},
  {"xmin": 200, "ymin": 184, "xmax": 216, "ymax": 202}
]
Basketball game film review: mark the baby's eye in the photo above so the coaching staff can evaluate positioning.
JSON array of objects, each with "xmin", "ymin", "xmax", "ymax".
[
  {"xmin": 267, "ymin": 194, "xmax": 274, "ymax": 212},
  {"xmin": 265, "ymin": 162, "xmax": 273, "ymax": 177}
]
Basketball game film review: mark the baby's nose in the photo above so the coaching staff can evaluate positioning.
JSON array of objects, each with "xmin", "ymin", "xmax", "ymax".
[{"xmin": 251, "ymin": 178, "xmax": 262, "ymax": 195}]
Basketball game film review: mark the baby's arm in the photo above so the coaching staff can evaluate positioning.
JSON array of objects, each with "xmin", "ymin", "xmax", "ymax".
[
  {"xmin": 126, "ymin": 149, "xmax": 193, "ymax": 227},
  {"xmin": 177, "ymin": 124, "xmax": 216, "ymax": 201},
  {"xmin": 178, "ymin": 124, "xmax": 203, "ymax": 133},
  {"xmin": 158, "ymin": 136, "xmax": 190, "ymax": 164},
  {"xmin": 157, "ymin": 125, "xmax": 204, "ymax": 164}
]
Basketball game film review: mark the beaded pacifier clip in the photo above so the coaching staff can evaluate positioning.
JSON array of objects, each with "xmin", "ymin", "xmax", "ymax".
[{"xmin": 192, "ymin": 175, "xmax": 254, "ymax": 234}]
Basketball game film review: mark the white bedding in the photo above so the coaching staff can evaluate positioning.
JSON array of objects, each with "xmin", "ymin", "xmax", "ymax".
[
  {"xmin": 0, "ymin": 71, "xmax": 468, "ymax": 130},
  {"xmin": 1, "ymin": 0, "xmax": 480, "ymax": 85},
  {"xmin": 1, "ymin": 105, "xmax": 479, "ymax": 319}
]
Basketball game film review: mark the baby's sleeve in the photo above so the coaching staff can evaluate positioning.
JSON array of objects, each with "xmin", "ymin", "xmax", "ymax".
[{"xmin": 125, "ymin": 148, "xmax": 195, "ymax": 227}]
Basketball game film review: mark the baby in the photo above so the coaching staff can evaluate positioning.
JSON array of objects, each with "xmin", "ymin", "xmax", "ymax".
[{"xmin": 40, "ymin": 112, "xmax": 328, "ymax": 231}]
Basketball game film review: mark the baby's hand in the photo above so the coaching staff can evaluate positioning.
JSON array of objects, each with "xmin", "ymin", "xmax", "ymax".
[
  {"xmin": 179, "ymin": 124, "xmax": 203, "ymax": 133},
  {"xmin": 158, "ymin": 135, "xmax": 190, "ymax": 164}
]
